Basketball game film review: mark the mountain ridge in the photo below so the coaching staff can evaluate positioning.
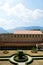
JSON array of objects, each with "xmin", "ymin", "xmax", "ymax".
[
  {"xmin": 0, "ymin": 26, "xmax": 43, "ymax": 33},
  {"xmin": 7, "ymin": 26, "xmax": 43, "ymax": 33},
  {"xmin": 0, "ymin": 27, "xmax": 7, "ymax": 33}
]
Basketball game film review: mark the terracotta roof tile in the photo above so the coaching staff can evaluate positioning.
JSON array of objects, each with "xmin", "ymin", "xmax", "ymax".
[{"xmin": 13, "ymin": 30, "xmax": 42, "ymax": 34}]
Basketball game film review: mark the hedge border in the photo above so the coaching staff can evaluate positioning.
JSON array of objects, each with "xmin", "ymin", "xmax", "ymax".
[
  {"xmin": 14, "ymin": 55, "xmax": 28, "ymax": 62},
  {"xmin": 0, "ymin": 53, "xmax": 43, "ymax": 65}
]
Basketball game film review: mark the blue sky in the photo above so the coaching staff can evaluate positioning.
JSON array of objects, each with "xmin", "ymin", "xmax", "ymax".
[{"xmin": 0, "ymin": 0, "xmax": 43, "ymax": 30}]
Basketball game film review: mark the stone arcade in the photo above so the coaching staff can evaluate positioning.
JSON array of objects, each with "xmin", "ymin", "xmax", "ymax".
[{"xmin": 0, "ymin": 30, "xmax": 43, "ymax": 50}]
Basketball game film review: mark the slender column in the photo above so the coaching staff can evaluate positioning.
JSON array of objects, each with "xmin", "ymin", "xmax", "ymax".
[{"xmin": 36, "ymin": 44, "xmax": 38, "ymax": 51}]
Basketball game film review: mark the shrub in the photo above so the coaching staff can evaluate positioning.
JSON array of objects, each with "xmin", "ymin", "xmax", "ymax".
[
  {"xmin": 3, "ymin": 50, "xmax": 9, "ymax": 54},
  {"xmin": 17, "ymin": 51, "xmax": 25, "ymax": 59},
  {"xmin": 31, "ymin": 47, "xmax": 37, "ymax": 53}
]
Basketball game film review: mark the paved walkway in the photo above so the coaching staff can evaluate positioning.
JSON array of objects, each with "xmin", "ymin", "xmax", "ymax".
[
  {"xmin": 19, "ymin": 63, "xmax": 25, "ymax": 65},
  {"xmin": 0, "ymin": 55, "xmax": 43, "ymax": 65},
  {"xmin": 33, "ymin": 57, "xmax": 43, "ymax": 59}
]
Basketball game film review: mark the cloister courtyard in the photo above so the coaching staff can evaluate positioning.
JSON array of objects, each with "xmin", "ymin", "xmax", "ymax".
[{"xmin": 0, "ymin": 50, "xmax": 43, "ymax": 65}]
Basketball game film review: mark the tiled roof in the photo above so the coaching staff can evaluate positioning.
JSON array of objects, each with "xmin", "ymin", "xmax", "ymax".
[{"xmin": 13, "ymin": 30, "xmax": 42, "ymax": 34}]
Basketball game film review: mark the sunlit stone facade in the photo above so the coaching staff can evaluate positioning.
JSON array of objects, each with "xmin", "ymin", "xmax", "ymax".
[{"xmin": 0, "ymin": 30, "xmax": 43, "ymax": 50}]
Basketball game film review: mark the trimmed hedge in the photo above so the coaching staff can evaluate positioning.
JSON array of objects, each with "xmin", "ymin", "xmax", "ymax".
[
  {"xmin": 9, "ymin": 59, "xmax": 18, "ymax": 65},
  {"xmin": 0, "ymin": 56, "xmax": 10, "ymax": 58},
  {"xmin": 0, "ymin": 53, "xmax": 43, "ymax": 65},
  {"xmin": 32, "ymin": 55, "xmax": 43, "ymax": 57},
  {"xmin": 26, "ymin": 59, "xmax": 33, "ymax": 65},
  {"xmin": 33, "ymin": 58, "xmax": 43, "ymax": 60},
  {"xmin": 14, "ymin": 55, "xmax": 28, "ymax": 62}
]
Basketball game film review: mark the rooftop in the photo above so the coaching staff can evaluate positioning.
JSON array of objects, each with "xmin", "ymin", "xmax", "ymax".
[{"xmin": 13, "ymin": 30, "xmax": 42, "ymax": 34}]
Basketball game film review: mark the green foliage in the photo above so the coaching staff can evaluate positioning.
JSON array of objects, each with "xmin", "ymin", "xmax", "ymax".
[
  {"xmin": 31, "ymin": 47, "xmax": 37, "ymax": 53},
  {"xmin": 6, "ymin": 33, "xmax": 10, "ymax": 34},
  {"xmin": 3, "ymin": 50, "xmax": 9, "ymax": 54},
  {"xmin": 32, "ymin": 47, "xmax": 36, "ymax": 50},
  {"xmin": 14, "ymin": 50, "xmax": 28, "ymax": 62},
  {"xmin": 17, "ymin": 51, "xmax": 25, "ymax": 59},
  {"xmin": 14, "ymin": 55, "xmax": 28, "ymax": 62}
]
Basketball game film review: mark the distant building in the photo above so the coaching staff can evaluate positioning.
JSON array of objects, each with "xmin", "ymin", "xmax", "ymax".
[{"xmin": 0, "ymin": 30, "xmax": 43, "ymax": 50}]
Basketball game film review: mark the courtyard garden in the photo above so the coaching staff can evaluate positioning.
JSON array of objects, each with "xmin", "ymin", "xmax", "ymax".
[{"xmin": 0, "ymin": 50, "xmax": 43, "ymax": 65}]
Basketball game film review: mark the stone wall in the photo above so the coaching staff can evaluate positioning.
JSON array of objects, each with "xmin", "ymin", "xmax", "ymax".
[{"xmin": 0, "ymin": 34, "xmax": 43, "ymax": 43}]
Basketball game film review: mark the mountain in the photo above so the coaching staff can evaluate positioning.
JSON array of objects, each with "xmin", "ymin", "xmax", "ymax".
[
  {"xmin": 7, "ymin": 29, "xmax": 14, "ymax": 33},
  {"xmin": 0, "ymin": 26, "xmax": 43, "ymax": 33},
  {"xmin": 0, "ymin": 27, "xmax": 7, "ymax": 33},
  {"xmin": 14, "ymin": 26, "xmax": 43, "ymax": 32},
  {"xmin": 15, "ymin": 26, "xmax": 40, "ymax": 30},
  {"xmin": 7, "ymin": 26, "xmax": 43, "ymax": 33}
]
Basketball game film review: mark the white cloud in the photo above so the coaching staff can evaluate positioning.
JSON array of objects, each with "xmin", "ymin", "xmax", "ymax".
[
  {"xmin": 0, "ymin": 2, "xmax": 43, "ymax": 19},
  {"xmin": 3, "ymin": 2, "xmax": 11, "ymax": 16},
  {"xmin": 12, "ymin": 3, "xmax": 43, "ymax": 20},
  {"xmin": 32, "ymin": 9, "xmax": 43, "ymax": 19},
  {"xmin": 0, "ymin": 18, "xmax": 24, "ymax": 29},
  {"xmin": 0, "ymin": 1, "xmax": 43, "ymax": 19},
  {"xmin": 0, "ymin": 18, "xmax": 14, "ymax": 29},
  {"xmin": 0, "ymin": 1, "xmax": 2, "ymax": 5},
  {"xmin": 0, "ymin": 1, "xmax": 43, "ymax": 29}
]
